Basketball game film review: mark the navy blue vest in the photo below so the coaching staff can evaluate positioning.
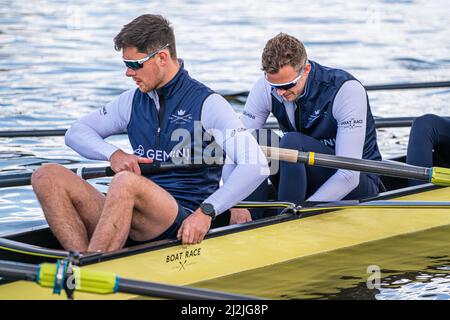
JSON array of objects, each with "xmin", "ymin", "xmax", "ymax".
[
  {"xmin": 271, "ymin": 60, "xmax": 382, "ymax": 163},
  {"xmin": 127, "ymin": 62, "xmax": 221, "ymax": 210}
]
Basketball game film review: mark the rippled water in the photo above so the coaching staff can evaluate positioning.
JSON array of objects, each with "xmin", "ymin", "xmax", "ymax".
[{"xmin": 0, "ymin": 0, "xmax": 449, "ymax": 299}]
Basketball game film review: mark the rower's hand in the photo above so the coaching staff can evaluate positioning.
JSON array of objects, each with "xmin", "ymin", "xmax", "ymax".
[
  {"xmin": 109, "ymin": 149, "xmax": 153, "ymax": 175},
  {"xmin": 177, "ymin": 209, "xmax": 212, "ymax": 245},
  {"xmin": 229, "ymin": 208, "xmax": 252, "ymax": 225}
]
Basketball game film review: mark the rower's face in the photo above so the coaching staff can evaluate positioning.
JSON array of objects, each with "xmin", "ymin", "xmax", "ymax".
[
  {"xmin": 266, "ymin": 64, "xmax": 310, "ymax": 102},
  {"xmin": 123, "ymin": 46, "xmax": 164, "ymax": 93}
]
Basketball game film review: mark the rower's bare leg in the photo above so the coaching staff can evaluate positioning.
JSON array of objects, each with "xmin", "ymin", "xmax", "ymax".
[
  {"xmin": 88, "ymin": 171, "xmax": 179, "ymax": 252},
  {"xmin": 31, "ymin": 164, "xmax": 105, "ymax": 252}
]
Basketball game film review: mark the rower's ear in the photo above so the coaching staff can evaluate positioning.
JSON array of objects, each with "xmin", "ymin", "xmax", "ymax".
[
  {"xmin": 156, "ymin": 50, "xmax": 169, "ymax": 66},
  {"xmin": 304, "ymin": 62, "xmax": 311, "ymax": 74}
]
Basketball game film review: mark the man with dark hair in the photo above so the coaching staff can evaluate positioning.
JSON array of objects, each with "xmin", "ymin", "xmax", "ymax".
[
  {"xmin": 31, "ymin": 14, "xmax": 268, "ymax": 252},
  {"xmin": 231, "ymin": 33, "xmax": 382, "ymax": 223}
]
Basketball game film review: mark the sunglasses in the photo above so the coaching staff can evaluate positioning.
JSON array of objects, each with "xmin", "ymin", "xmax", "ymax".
[
  {"xmin": 265, "ymin": 61, "xmax": 307, "ymax": 91},
  {"xmin": 123, "ymin": 43, "xmax": 169, "ymax": 70}
]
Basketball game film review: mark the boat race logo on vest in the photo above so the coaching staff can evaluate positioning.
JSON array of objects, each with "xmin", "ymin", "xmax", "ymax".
[
  {"xmin": 308, "ymin": 110, "xmax": 322, "ymax": 122},
  {"xmin": 169, "ymin": 109, "xmax": 193, "ymax": 124}
]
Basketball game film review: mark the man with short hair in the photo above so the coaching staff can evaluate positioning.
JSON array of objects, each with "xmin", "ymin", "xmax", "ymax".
[
  {"xmin": 31, "ymin": 14, "xmax": 268, "ymax": 252},
  {"xmin": 231, "ymin": 33, "xmax": 382, "ymax": 223}
]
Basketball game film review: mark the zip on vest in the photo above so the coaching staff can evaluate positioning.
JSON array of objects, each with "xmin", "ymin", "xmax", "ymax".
[
  {"xmin": 157, "ymin": 91, "xmax": 165, "ymax": 147},
  {"xmin": 294, "ymin": 101, "xmax": 302, "ymax": 132}
]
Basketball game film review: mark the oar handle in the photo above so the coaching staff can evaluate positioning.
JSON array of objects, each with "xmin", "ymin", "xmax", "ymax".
[
  {"xmin": 261, "ymin": 146, "xmax": 299, "ymax": 163},
  {"xmin": 260, "ymin": 146, "xmax": 450, "ymax": 185}
]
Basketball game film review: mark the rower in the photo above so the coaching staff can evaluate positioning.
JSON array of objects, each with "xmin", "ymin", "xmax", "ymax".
[
  {"xmin": 406, "ymin": 114, "xmax": 450, "ymax": 186},
  {"xmin": 230, "ymin": 33, "xmax": 383, "ymax": 223},
  {"xmin": 31, "ymin": 14, "xmax": 269, "ymax": 252}
]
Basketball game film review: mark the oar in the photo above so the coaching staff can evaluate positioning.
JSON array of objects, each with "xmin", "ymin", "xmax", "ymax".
[
  {"xmin": 365, "ymin": 80, "xmax": 450, "ymax": 91},
  {"xmin": 0, "ymin": 237, "xmax": 70, "ymax": 259},
  {"xmin": 0, "ymin": 129, "xmax": 68, "ymax": 138},
  {"xmin": 0, "ymin": 259, "xmax": 259, "ymax": 300},
  {"xmin": 223, "ymin": 80, "xmax": 450, "ymax": 100},
  {"xmin": 263, "ymin": 116, "xmax": 450, "ymax": 130},
  {"xmin": 2, "ymin": 115, "xmax": 449, "ymax": 138},
  {"xmin": 261, "ymin": 146, "xmax": 450, "ymax": 187},
  {"xmin": 0, "ymin": 162, "xmax": 220, "ymax": 188}
]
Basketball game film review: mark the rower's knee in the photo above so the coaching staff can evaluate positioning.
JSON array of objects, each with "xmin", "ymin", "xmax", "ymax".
[
  {"xmin": 280, "ymin": 132, "xmax": 303, "ymax": 150},
  {"xmin": 31, "ymin": 163, "xmax": 66, "ymax": 191},
  {"xmin": 109, "ymin": 171, "xmax": 139, "ymax": 192},
  {"xmin": 411, "ymin": 114, "xmax": 438, "ymax": 132}
]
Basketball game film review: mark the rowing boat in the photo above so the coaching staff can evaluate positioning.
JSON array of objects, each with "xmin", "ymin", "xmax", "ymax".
[{"xmin": 0, "ymin": 154, "xmax": 449, "ymax": 300}]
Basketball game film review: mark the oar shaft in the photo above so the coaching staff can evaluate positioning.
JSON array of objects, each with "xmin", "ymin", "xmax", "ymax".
[
  {"xmin": 297, "ymin": 151, "xmax": 431, "ymax": 181},
  {"xmin": 90, "ymin": 162, "xmax": 216, "ymax": 178},
  {"xmin": 0, "ymin": 163, "xmax": 220, "ymax": 188},
  {"xmin": 2, "ymin": 115, "xmax": 450, "ymax": 137},
  {"xmin": 0, "ymin": 173, "xmax": 34, "ymax": 188},
  {"xmin": 223, "ymin": 80, "xmax": 450, "ymax": 100},
  {"xmin": 365, "ymin": 80, "xmax": 450, "ymax": 91},
  {"xmin": 0, "ymin": 129, "xmax": 68, "ymax": 138},
  {"xmin": 118, "ymin": 278, "xmax": 258, "ymax": 300},
  {"xmin": 262, "ymin": 146, "xmax": 431, "ymax": 182},
  {"xmin": 0, "ymin": 260, "xmax": 38, "ymax": 281},
  {"xmin": 0, "ymin": 238, "xmax": 69, "ymax": 259},
  {"xmin": 0, "ymin": 167, "xmax": 109, "ymax": 188}
]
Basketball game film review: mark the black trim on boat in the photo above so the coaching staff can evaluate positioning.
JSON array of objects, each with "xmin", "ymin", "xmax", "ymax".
[{"xmin": 81, "ymin": 211, "xmax": 303, "ymax": 265}]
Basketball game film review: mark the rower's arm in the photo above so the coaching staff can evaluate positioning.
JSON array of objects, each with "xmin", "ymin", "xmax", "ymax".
[
  {"xmin": 65, "ymin": 89, "xmax": 134, "ymax": 161},
  {"xmin": 200, "ymin": 94, "xmax": 270, "ymax": 215},
  {"xmin": 307, "ymin": 80, "xmax": 368, "ymax": 201},
  {"xmin": 240, "ymin": 76, "xmax": 272, "ymax": 129}
]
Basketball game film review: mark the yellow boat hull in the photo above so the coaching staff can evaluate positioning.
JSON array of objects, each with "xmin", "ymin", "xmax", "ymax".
[{"xmin": 1, "ymin": 186, "xmax": 449, "ymax": 299}]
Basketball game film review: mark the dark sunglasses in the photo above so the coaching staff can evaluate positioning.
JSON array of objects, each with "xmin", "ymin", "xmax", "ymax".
[
  {"xmin": 123, "ymin": 43, "xmax": 169, "ymax": 70},
  {"xmin": 265, "ymin": 61, "xmax": 307, "ymax": 90}
]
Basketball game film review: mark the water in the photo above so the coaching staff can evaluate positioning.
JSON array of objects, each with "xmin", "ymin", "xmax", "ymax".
[{"xmin": 0, "ymin": 0, "xmax": 449, "ymax": 299}]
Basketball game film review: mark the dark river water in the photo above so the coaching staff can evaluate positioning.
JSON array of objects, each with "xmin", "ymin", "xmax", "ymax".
[{"xmin": 0, "ymin": 0, "xmax": 449, "ymax": 299}]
